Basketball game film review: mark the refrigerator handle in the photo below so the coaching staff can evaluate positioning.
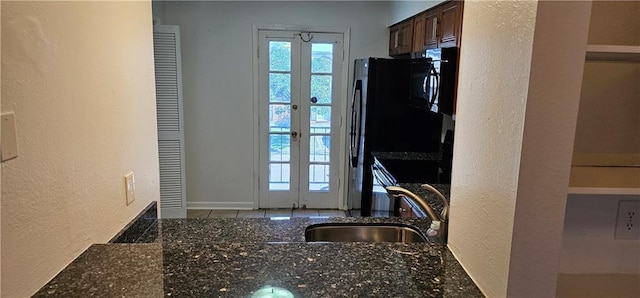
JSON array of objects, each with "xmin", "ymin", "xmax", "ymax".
[{"xmin": 350, "ymin": 80, "xmax": 363, "ymax": 168}]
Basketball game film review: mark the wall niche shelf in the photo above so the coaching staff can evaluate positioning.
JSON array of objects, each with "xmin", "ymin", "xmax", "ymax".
[
  {"xmin": 569, "ymin": 154, "xmax": 640, "ymax": 195},
  {"xmin": 568, "ymin": 166, "xmax": 640, "ymax": 195},
  {"xmin": 585, "ymin": 45, "xmax": 640, "ymax": 62},
  {"xmin": 570, "ymin": 42, "xmax": 640, "ymax": 195}
]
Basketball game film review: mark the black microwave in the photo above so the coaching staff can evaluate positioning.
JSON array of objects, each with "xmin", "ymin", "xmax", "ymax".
[
  {"xmin": 408, "ymin": 47, "xmax": 458, "ymax": 116},
  {"xmin": 409, "ymin": 58, "xmax": 439, "ymax": 112}
]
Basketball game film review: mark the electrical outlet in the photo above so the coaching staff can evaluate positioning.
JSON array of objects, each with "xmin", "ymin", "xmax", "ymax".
[
  {"xmin": 615, "ymin": 200, "xmax": 640, "ymax": 240},
  {"xmin": 125, "ymin": 171, "xmax": 136, "ymax": 206}
]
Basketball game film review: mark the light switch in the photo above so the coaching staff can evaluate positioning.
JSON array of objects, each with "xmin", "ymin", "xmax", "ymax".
[
  {"xmin": 125, "ymin": 171, "xmax": 136, "ymax": 206},
  {"xmin": 1, "ymin": 112, "xmax": 19, "ymax": 162}
]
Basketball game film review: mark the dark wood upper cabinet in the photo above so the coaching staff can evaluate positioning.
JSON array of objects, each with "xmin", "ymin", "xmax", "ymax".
[
  {"xmin": 412, "ymin": 13, "xmax": 427, "ymax": 53},
  {"xmin": 390, "ymin": 0, "xmax": 463, "ymax": 56},
  {"xmin": 389, "ymin": 24, "xmax": 400, "ymax": 55},
  {"xmin": 438, "ymin": 1, "xmax": 462, "ymax": 48},
  {"xmin": 423, "ymin": 10, "xmax": 439, "ymax": 50},
  {"xmin": 389, "ymin": 19, "xmax": 414, "ymax": 56},
  {"xmin": 399, "ymin": 20, "xmax": 414, "ymax": 54}
]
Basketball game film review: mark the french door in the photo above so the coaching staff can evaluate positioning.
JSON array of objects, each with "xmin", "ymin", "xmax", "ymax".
[{"xmin": 258, "ymin": 30, "xmax": 343, "ymax": 209}]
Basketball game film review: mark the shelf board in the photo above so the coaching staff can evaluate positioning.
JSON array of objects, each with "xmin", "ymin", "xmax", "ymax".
[
  {"xmin": 568, "ymin": 187, "xmax": 640, "ymax": 196},
  {"xmin": 572, "ymin": 153, "xmax": 640, "ymax": 167},
  {"xmin": 585, "ymin": 45, "xmax": 640, "ymax": 62},
  {"xmin": 568, "ymin": 165, "xmax": 640, "ymax": 195}
]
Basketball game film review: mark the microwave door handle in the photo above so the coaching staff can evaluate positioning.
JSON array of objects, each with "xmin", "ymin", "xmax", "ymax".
[
  {"xmin": 430, "ymin": 68, "xmax": 440, "ymax": 108},
  {"xmin": 422, "ymin": 75, "xmax": 430, "ymax": 109},
  {"xmin": 422, "ymin": 76, "xmax": 429, "ymax": 95}
]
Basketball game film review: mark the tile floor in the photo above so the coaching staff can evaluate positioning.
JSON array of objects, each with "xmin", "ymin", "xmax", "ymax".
[{"xmin": 186, "ymin": 209, "xmax": 350, "ymax": 219}]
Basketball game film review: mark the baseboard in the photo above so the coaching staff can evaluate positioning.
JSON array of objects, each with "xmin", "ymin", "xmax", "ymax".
[{"xmin": 187, "ymin": 201, "xmax": 255, "ymax": 210}]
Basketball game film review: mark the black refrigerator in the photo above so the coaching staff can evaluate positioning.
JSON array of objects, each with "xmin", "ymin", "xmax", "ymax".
[{"xmin": 347, "ymin": 58, "xmax": 443, "ymax": 216}]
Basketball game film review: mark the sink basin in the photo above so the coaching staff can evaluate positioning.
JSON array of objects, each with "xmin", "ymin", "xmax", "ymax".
[{"xmin": 304, "ymin": 223, "xmax": 428, "ymax": 243}]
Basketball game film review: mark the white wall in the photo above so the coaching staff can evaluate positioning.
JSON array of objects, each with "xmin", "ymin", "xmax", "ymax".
[
  {"xmin": 152, "ymin": 0, "xmax": 165, "ymax": 25},
  {"xmin": 1, "ymin": 1, "xmax": 159, "ymax": 296},
  {"xmin": 448, "ymin": 1, "xmax": 536, "ymax": 295},
  {"xmin": 388, "ymin": 0, "xmax": 443, "ymax": 25},
  {"xmin": 448, "ymin": 1, "xmax": 591, "ymax": 297},
  {"xmin": 160, "ymin": 1, "xmax": 390, "ymax": 209},
  {"xmin": 560, "ymin": 194, "xmax": 640, "ymax": 274}
]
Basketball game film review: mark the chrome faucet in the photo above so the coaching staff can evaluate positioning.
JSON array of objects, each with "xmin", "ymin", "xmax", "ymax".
[{"xmin": 385, "ymin": 184, "xmax": 450, "ymax": 239}]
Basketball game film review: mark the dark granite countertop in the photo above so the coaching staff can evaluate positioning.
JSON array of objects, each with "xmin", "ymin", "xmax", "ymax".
[{"xmin": 35, "ymin": 217, "xmax": 483, "ymax": 297}]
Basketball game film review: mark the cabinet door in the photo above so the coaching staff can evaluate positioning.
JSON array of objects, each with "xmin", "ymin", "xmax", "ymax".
[
  {"xmin": 412, "ymin": 13, "xmax": 426, "ymax": 52},
  {"xmin": 424, "ymin": 10, "xmax": 439, "ymax": 49},
  {"xmin": 389, "ymin": 24, "xmax": 400, "ymax": 55},
  {"xmin": 398, "ymin": 20, "xmax": 414, "ymax": 54},
  {"xmin": 438, "ymin": 1, "xmax": 460, "ymax": 48}
]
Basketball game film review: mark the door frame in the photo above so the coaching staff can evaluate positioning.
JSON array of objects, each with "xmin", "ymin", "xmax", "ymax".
[{"xmin": 252, "ymin": 24, "xmax": 351, "ymax": 210}]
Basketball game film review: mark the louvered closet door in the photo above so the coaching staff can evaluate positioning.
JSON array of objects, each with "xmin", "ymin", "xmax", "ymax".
[{"xmin": 153, "ymin": 25, "xmax": 187, "ymax": 218}]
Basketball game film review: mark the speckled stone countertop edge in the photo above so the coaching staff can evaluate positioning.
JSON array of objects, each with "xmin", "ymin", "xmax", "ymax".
[{"xmin": 34, "ymin": 241, "xmax": 484, "ymax": 297}]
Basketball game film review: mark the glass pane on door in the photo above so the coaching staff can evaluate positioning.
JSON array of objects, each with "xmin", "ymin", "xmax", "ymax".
[
  {"xmin": 309, "ymin": 164, "xmax": 329, "ymax": 191},
  {"xmin": 268, "ymin": 40, "xmax": 293, "ymax": 192},
  {"xmin": 310, "ymin": 75, "xmax": 332, "ymax": 104},
  {"xmin": 311, "ymin": 43, "xmax": 333, "ymax": 73},
  {"xmin": 270, "ymin": 163, "xmax": 290, "ymax": 190},
  {"xmin": 269, "ymin": 105, "xmax": 291, "ymax": 132},
  {"xmin": 309, "ymin": 136, "xmax": 330, "ymax": 162},
  {"xmin": 270, "ymin": 135, "xmax": 290, "ymax": 162},
  {"xmin": 310, "ymin": 106, "xmax": 331, "ymax": 133},
  {"xmin": 270, "ymin": 41, "xmax": 291, "ymax": 71},
  {"xmin": 269, "ymin": 73, "xmax": 291, "ymax": 103}
]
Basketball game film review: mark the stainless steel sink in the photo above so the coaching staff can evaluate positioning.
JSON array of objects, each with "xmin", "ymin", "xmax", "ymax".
[{"xmin": 304, "ymin": 223, "xmax": 428, "ymax": 243}]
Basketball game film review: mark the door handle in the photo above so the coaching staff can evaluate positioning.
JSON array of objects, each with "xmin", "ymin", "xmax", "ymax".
[{"xmin": 291, "ymin": 131, "xmax": 299, "ymax": 138}]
